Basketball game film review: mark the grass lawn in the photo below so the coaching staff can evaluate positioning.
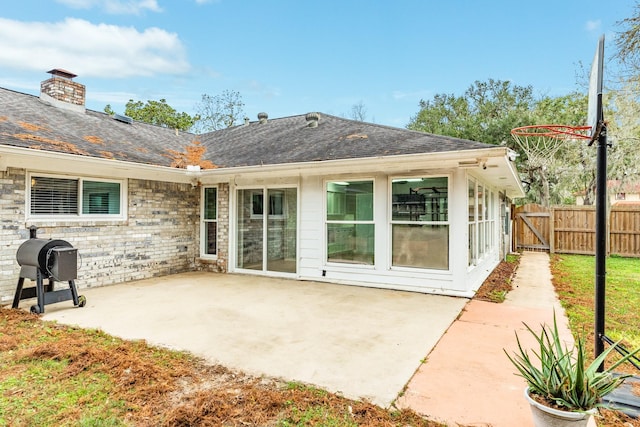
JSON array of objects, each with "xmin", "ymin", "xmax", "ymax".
[{"xmin": 550, "ymin": 254, "xmax": 640, "ymax": 372}]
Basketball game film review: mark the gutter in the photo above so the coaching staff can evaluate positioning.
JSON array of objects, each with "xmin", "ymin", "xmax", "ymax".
[{"xmin": 0, "ymin": 144, "xmax": 524, "ymax": 198}]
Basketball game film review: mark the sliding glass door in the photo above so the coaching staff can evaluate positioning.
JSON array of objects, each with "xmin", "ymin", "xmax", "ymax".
[{"xmin": 236, "ymin": 187, "xmax": 297, "ymax": 274}]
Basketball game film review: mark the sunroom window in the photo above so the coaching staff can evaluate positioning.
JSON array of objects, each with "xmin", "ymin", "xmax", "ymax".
[
  {"xmin": 468, "ymin": 179, "xmax": 496, "ymax": 266},
  {"xmin": 29, "ymin": 174, "xmax": 124, "ymax": 219},
  {"xmin": 326, "ymin": 180, "xmax": 374, "ymax": 265},
  {"xmin": 391, "ymin": 177, "xmax": 449, "ymax": 270}
]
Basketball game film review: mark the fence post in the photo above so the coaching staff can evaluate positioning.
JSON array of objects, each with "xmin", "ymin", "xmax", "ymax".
[{"xmin": 549, "ymin": 206, "xmax": 555, "ymax": 254}]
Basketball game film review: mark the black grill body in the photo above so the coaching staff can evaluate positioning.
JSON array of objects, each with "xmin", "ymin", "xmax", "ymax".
[{"xmin": 12, "ymin": 229, "xmax": 86, "ymax": 314}]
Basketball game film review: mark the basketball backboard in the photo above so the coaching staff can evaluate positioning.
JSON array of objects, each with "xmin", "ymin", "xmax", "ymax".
[{"xmin": 587, "ymin": 35, "xmax": 605, "ymax": 143}]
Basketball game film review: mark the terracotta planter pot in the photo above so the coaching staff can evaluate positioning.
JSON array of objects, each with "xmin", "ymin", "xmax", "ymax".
[{"xmin": 525, "ymin": 388, "xmax": 595, "ymax": 427}]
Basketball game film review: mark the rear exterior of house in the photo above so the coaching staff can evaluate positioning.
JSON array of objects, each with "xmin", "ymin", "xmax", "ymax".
[{"xmin": 0, "ymin": 71, "xmax": 524, "ymax": 303}]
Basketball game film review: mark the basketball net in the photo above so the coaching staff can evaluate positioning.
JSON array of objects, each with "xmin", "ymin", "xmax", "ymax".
[{"xmin": 510, "ymin": 125, "xmax": 591, "ymax": 169}]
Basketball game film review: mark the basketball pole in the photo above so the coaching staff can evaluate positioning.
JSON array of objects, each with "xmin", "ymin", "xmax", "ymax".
[{"xmin": 593, "ymin": 92, "xmax": 607, "ymax": 372}]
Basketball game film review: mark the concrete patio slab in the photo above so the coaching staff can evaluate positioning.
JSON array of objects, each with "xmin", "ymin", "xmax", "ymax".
[{"xmin": 31, "ymin": 272, "xmax": 467, "ymax": 407}]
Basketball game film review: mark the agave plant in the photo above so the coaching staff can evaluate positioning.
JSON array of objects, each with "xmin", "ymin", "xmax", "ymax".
[{"xmin": 505, "ymin": 313, "xmax": 640, "ymax": 411}]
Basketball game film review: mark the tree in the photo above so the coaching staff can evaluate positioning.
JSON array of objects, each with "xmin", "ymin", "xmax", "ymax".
[
  {"xmin": 615, "ymin": 2, "xmax": 640, "ymax": 82},
  {"xmin": 192, "ymin": 90, "xmax": 245, "ymax": 133},
  {"xmin": 350, "ymin": 101, "xmax": 368, "ymax": 121},
  {"xmin": 606, "ymin": 80, "xmax": 640, "ymax": 184},
  {"xmin": 121, "ymin": 99, "xmax": 198, "ymax": 131},
  {"xmin": 527, "ymin": 93, "xmax": 590, "ymax": 206},
  {"xmin": 407, "ymin": 79, "xmax": 536, "ymax": 145},
  {"xmin": 407, "ymin": 79, "xmax": 594, "ymax": 206}
]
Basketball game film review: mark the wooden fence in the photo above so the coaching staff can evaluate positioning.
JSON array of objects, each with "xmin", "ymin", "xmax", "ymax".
[{"xmin": 514, "ymin": 204, "xmax": 640, "ymax": 257}]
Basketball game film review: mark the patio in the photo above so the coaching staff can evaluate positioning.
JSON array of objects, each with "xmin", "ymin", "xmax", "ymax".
[{"xmin": 36, "ymin": 272, "xmax": 467, "ymax": 407}]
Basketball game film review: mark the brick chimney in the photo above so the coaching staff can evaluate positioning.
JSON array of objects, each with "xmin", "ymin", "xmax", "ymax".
[{"xmin": 40, "ymin": 69, "xmax": 86, "ymax": 113}]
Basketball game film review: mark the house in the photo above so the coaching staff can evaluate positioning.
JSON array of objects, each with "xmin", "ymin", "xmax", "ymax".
[
  {"xmin": 575, "ymin": 180, "xmax": 640, "ymax": 206},
  {"xmin": 0, "ymin": 70, "xmax": 524, "ymax": 302}
]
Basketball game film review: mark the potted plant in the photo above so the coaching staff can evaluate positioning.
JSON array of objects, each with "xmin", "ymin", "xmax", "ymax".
[{"xmin": 505, "ymin": 313, "xmax": 640, "ymax": 427}]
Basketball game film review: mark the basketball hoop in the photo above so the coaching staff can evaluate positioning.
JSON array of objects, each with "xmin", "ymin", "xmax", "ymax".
[{"xmin": 510, "ymin": 124, "xmax": 591, "ymax": 168}]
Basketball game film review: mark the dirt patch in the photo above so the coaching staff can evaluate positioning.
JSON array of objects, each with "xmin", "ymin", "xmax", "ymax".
[
  {"xmin": 473, "ymin": 255, "xmax": 519, "ymax": 302},
  {"xmin": 0, "ymin": 307, "xmax": 450, "ymax": 426}
]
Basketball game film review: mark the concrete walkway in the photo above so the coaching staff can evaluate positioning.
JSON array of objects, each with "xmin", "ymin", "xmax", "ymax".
[
  {"xmin": 397, "ymin": 251, "xmax": 582, "ymax": 426},
  {"xmin": 34, "ymin": 272, "xmax": 467, "ymax": 407}
]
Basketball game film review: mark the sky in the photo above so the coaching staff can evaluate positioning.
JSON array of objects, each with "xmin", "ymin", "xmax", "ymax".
[{"xmin": 0, "ymin": 0, "xmax": 635, "ymax": 129}]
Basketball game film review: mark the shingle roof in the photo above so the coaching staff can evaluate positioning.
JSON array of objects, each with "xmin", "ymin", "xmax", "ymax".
[
  {"xmin": 1, "ymin": 86, "xmax": 495, "ymax": 170},
  {"xmin": 199, "ymin": 114, "xmax": 493, "ymax": 168},
  {"xmin": 0, "ymin": 87, "xmax": 194, "ymax": 167}
]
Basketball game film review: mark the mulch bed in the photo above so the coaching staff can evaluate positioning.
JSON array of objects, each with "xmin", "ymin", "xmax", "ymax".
[{"xmin": 473, "ymin": 255, "xmax": 519, "ymax": 302}]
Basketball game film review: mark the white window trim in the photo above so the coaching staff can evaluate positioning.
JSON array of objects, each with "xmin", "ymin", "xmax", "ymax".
[
  {"xmin": 233, "ymin": 184, "xmax": 299, "ymax": 274},
  {"xmin": 26, "ymin": 172, "xmax": 127, "ymax": 222},
  {"xmin": 468, "ymin": 177, "xmax": 497, "ymax": 268},
  {"xmin": 200, "ymin": 185, "xmax": 218, "ymax": 259},
  {"xmin": 324, "ymin": 178, "xmax": 376, "ymax": 267},
  {"xmin": 468, "ymin": 177, "xmax": 478, "ymax": 267},
  {"xmin": 388, "ymin": 174, "xmax": 451, "ymax": 272}
]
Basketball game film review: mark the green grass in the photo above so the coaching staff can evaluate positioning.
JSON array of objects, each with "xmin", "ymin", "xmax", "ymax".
[
  {"xmin": 506, "ymin": 253, "xmax": 519, "ymax": 264},
  {"xmin": 277, "ymin": 405, "xmax": 359, "ymax": 427},
  {"xmin": 551, "ymin": 254, "xmax": 640, "ymax": 351},
  {"xmin": 0, "ymin": 356, "xmax": 128, "ymax": 427}
]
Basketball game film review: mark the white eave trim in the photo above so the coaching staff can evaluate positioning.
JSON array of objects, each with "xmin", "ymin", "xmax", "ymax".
[
  {"xmin": 0, "ymin": 144, "xmax": 525, "ymax": 198},
  {"xmin": 0, "ymin": 145, "xmax": 192, "ymax": 183}
]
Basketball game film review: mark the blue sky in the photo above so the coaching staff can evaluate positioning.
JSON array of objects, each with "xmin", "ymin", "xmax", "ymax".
[{"xmin": 0, "ymin": 0, "xmax": 634, "ymax": 128}]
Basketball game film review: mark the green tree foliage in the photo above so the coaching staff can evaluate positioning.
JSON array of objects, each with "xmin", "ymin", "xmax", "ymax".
[
  {"xmin": 407, "ymin": 79, "xmax": 536, "ymax": 145},
  {"xmin": 615, "ymin": 1, "xmax": 640, "ymax": 82},
  {"xmin": 606, "ymin": 80, "xmax": 640, "ymax": 184},
  {"xmin": 122, "ymin": 99, "xmax": 198, "ymax": 131},
  {"xmin": 193, "ymin": 90, "xmax": 245, "ymax": 133},
  {"xmin": 528, "ymin": 93, "xmax": 590, "ymax": 206},
  {"xmin": 406, "ymin": 79, "xmax": 613, "ymax": 206}
]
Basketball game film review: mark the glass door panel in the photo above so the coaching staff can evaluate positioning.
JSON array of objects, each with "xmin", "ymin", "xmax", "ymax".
[
  {"xmin": 236, "ymin": 189, "xmax": 264, "ymax": 270},
  {"xmin": 236, "ymin": 187, "xmax": 297, "ymax": 273},
  {"xmin": 267, "ymin": 188, "xmax": 297, "ymax": 273}
]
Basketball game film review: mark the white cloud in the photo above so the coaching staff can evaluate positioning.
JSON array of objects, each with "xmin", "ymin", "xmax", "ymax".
[
  {"xmin": 245, "ymin": 79, "xmax": 281, "ymax": 99},
  {"xmin": 88, "ymin": 90, "xmax": 139, "ymax": 104},
  {"xmin": 0, "ymin": 77, "xmax": 39, "ymax": 92},
  {"xmin": 0, "ymin": 17, "xmax": 189, "ymax": 78},
  {"xmin": 392, "ymin": 89, "xmax": 431, "ymax": 101},
  {"xmin": 55, "ymin": 0, "xmax": 162, "ymax": 14},
  {"xmin": 585, "ymin": 20, "xmax": 601, "ymax": 32}
]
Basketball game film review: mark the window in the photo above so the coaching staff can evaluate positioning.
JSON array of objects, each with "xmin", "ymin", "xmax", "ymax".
[
  {"xmin": 29, "ymin": 174, "xmax": 124, "ymax": 219},
  {"xmin": 82, "ymin": 181, "xmax": 121, "ymax": 214},
  {"xmin": 326, "ymin": 180, "xmax": 374, "ymax": 265},
  {"xmin": 468, "ymin": 179, "xmax": 496, "ymax": 266},
  {"xmin": 391, "ymin": 177, "xmax": 449, "ymax": 270},
  {"xmin": 478, "ymin": 184, "xmax": 485, "ymax": 257},
  {"xmin": 203, "ymin": 187, "xmax": 217, "ymax": 256},
  {"xmin": 468, "ymin": 178, "xmax": 477, "ymax": 266},
  {"xmin": 251, "ymin": 190, "xmax": 285, "ymax": 218}
]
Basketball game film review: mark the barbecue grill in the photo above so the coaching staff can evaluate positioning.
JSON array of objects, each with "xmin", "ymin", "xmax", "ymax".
[{"xmin": 12, "ymin": 226, "xmax": 86, "ymax": 314}]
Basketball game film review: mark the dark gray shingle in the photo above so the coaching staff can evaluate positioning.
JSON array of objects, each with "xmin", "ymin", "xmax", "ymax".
[
  {"xmin": 1, "ymin": 87, "xmax": 493, "ymax": 170},
  {"xmin": 0, "ymin": 87, "xmax": 194, "ymax": 167},
  {"xmin": 200, "ymin": 114, "xmax": 493, "ymax": 167}
]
